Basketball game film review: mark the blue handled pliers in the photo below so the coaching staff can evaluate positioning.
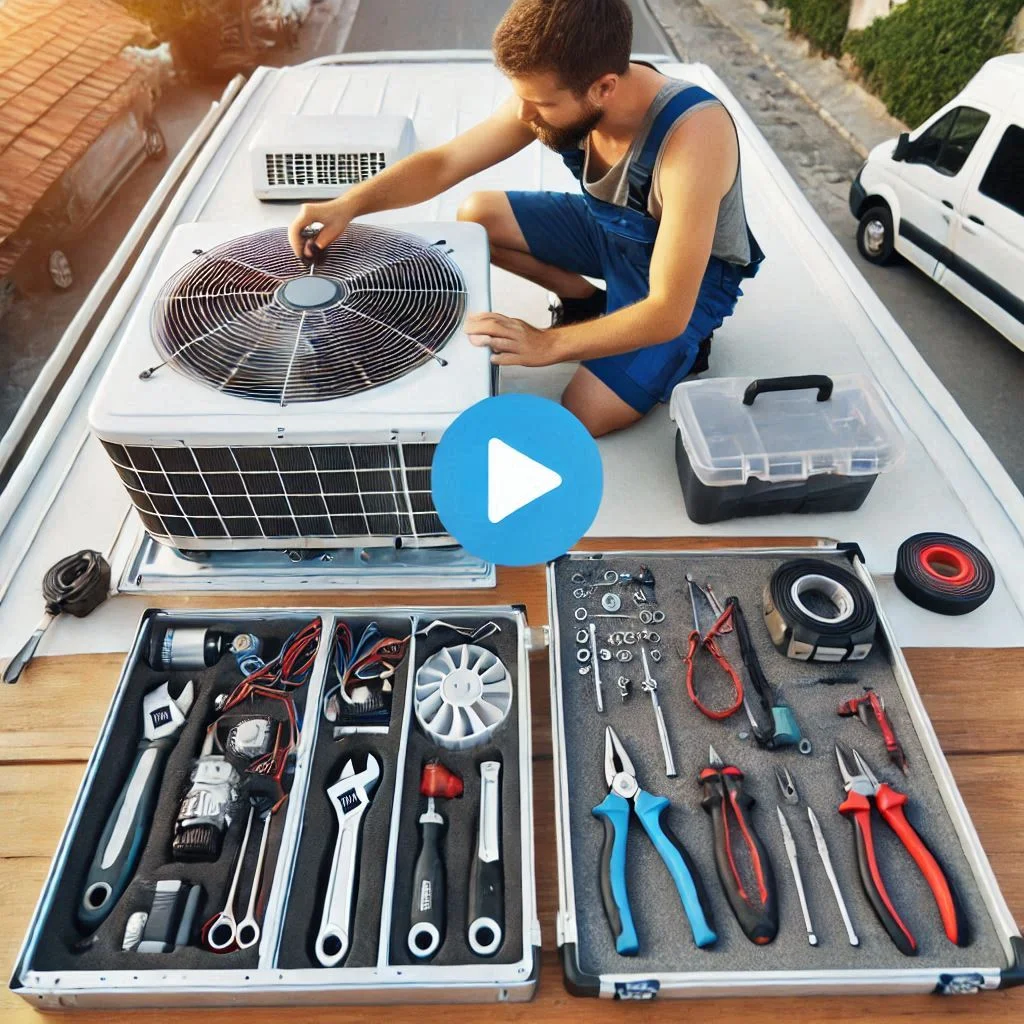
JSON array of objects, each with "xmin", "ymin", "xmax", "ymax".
[{"xmin": 592, "ymin": 725, "xmax": 717, "ymax": 954}]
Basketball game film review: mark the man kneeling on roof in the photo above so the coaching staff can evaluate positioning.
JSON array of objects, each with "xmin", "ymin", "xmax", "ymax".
[{"xmin": 289, "ymin": 0, "xmax": 763, "ymax": 437}]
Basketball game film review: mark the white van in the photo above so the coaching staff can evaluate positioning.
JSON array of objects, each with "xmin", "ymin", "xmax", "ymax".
[{"xmin": 849, "ymin": 54, "xmax": 1023, "ymax": 349}]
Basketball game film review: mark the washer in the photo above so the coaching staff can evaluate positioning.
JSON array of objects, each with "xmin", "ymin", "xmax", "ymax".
[
  {"xmin": 601, "ymin": 593, "xmax": 622, "ymax": 612},
  {"xmin": 576, "ymin": 648, "xmax": 591, "ymax": 664},
  {"xmin": 652, "ymin": 610, "xmax": 665, "ymax": 624},
  {"xmin": 639, "ymin": 610, "xmax": 653, "ymax": 624},
  {"xmin": 575, "ymin": 628, "xmax": 589, "ymax": 645},
  {"xmin": 574, "ymin": 607, "xmax": 588, "ymax": 621}
]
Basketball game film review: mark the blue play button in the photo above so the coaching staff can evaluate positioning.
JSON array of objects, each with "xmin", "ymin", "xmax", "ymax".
[{"xmin": 431, "ymin": 394, "xmax": 603, "ymax": 566}]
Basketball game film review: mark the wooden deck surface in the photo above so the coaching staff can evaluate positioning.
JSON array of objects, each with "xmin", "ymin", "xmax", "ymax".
[{"xmin": 3, "ymin": 538, "xmax": 1022, "ymax": 1021}]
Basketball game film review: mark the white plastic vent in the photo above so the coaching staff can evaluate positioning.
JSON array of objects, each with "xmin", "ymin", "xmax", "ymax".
[{"xmin": 250, "ymin": 115, "xmax": 414, "ymax": 200}]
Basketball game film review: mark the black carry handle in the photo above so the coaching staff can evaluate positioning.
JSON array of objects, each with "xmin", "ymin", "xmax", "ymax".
[{"xmin": 742, "ymin": 375, "xmax": 834, "ymax": 406}]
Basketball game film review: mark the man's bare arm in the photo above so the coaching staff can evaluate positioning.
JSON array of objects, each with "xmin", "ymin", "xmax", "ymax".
[{"xmin": 288, "ymin": 96, "xmax": 534, "ymax": 258}]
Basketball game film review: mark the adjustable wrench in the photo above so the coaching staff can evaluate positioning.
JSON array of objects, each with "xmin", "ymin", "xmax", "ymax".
[
  {"xmin": 80, "ymin": 680, "xmax": 195, "ymax": 932},
  {"xmin": 316, "ymin": 753, "xmax": 380, "ymax": 966}
]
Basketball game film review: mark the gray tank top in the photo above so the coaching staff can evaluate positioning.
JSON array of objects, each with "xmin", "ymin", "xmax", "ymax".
[{"xmin": 581, "ymin": 78, "xmax": 753, "ymax": 267}]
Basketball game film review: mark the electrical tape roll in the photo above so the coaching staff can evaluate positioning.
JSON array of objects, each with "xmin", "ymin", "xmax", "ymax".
[
  {"xmin": 763, "ymin": 559, "xmax": 877, "ymax": 662},
  {"xmin": 894, "ymin": 532, "xmax": 994, "ymax": 616}
]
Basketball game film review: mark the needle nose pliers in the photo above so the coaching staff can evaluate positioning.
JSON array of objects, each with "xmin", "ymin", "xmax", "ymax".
[
  {"xmin": 835, "ymin": 744, "xmax": 967, "ymax": 955},
  {"xmin": 592, "ymin": 726, "xmax": 717, "ymax": 955}
]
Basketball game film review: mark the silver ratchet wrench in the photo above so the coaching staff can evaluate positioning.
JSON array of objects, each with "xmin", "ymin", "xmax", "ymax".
[{"xmin": 316, "ymin": 753, "xmax": 381, "ymax": 966}]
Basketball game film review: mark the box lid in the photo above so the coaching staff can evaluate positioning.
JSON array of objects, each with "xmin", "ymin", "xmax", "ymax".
[{"xmin": 669, "ymin": 373, "xmax": 905, "ymax": 487}]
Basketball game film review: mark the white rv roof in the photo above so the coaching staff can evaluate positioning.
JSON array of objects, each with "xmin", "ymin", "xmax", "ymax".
[{"xmin": 1, "ymin": 52, "xmax": 1023, "ymax": 656}]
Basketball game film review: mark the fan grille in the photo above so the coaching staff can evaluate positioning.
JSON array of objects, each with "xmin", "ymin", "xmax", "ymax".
[
  {"xmin": 150, "ymin": 224, "xmax": 466, "ymax": 405},
  {"xmin": 102, "ymin": 440, "xmax": 444, "ymax": 543}
]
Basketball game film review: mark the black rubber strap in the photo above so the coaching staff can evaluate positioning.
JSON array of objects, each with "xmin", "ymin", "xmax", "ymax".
[{"xmin": 42, "ymin": 549, "xmax": 111, "ymax": 617}]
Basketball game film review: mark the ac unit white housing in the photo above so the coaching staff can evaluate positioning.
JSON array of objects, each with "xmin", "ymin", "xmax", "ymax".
[
  {"xmin": 89, "ymin": 220, "xmax": 492, "ymax": 552},
  {"xmin": 250, "ymin": 115, "xmax": 414, "ymax": 200}
]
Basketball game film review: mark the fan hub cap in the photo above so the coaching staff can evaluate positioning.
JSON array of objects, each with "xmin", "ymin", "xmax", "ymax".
[
  {"xmin": 440, "ymin": 667, "xmax": 484, "ymax": 707},
  {"xmin": 278, "ymin": 274, "xmax": 345, "ymax": 310}
]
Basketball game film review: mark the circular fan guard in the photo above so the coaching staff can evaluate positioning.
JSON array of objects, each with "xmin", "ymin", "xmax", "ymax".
[
  {"xmin": 150, "ymin": 224, "xmax": 466, "ymax": 404},
  {"xmin": 414, "ymin": 644, "xmax": 513, "ymax": 751}
]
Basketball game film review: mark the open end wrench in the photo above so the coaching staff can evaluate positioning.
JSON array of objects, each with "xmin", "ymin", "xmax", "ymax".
[
  {"xmin": 204, "ymin": 804, "xmax": 255, "ymax": 952},
  {"xmin": 235, "ymin": 808, "xmax": 272, "ymax": 949},
  {"xmin": 316, "ymin": 754, "xmax": 381, "ymax": 967}
]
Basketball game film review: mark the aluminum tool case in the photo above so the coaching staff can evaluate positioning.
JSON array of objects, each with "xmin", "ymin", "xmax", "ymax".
[
  {"xmin": 547, "ymin": 547, "xmax": 1023, "ymax": 999},
  {"xmin": 11, "ymin": 606, "xmax": 540, "ymax": 1009}
]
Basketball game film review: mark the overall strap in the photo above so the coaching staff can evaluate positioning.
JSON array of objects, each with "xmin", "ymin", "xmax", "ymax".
[{"xmin": 625, "ymin": 85, "xmax": 717, "ymax": 212}]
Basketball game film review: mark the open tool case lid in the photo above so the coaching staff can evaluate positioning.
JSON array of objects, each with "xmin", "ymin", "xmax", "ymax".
[
  {"xmin": 546, "ymin": 546, "xmax": 1023, "ymax": 999},
  {"xmin": 11, "ymin": 605, "xmax": 540, "ymax": 1009}
]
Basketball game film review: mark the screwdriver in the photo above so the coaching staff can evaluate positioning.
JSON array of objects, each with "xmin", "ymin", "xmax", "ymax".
[{"xmin": 699, "ymin": 746, "xmax": 778, "ymax": 944}]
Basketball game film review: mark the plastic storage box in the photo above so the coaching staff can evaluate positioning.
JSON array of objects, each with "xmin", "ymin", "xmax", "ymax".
[{"xmin": 670, "ymin": 374, "xmax": 905, "ymax": 523}]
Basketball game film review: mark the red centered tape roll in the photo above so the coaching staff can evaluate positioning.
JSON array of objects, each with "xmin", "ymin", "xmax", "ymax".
[{"xmin": 895, "ymin": 533, "xmax": 993, "ymax": 616}]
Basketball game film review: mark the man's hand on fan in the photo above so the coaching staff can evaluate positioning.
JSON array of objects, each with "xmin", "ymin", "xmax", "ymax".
[
  {"xmin": 466, "ymin": 312, "xmax": 562, "ymax": 367},
  {"xmin": 287, "ymin": 198, "xmax": 355, "ymax": 263}
]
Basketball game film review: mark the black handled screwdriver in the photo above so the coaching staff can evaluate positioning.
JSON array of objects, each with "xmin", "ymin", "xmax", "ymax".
[{"xmin": 407, "ymin": 762, "xmax": 462, "ymax": 959}]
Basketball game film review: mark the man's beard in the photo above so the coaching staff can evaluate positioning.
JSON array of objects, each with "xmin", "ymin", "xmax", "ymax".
[{"xmin": 529, "ymin": 102, "xmax": 603, "ymax": 151}]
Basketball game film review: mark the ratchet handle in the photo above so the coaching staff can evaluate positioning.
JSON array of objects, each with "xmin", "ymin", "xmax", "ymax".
[
  {"xmin": 874, "ymin": 785, "xmax": 967, "ymax": 947},
  {"xmin": 592, "ymin": 790, "xmax": 637, "ymax": 955},
  {"xmin": 840, "ymin": 791, "xmax": 917, "ymax": 955},
  {"xmin": 634, "ymin": 789, "xmax": 717, "ymax": 948},
  {"xmin": 408, "ymin": 814, "xmax": 447, "ymax": 958},
  {"xmin": 79, "ymin": 736, "xmax": 174, "ymax": 932}
]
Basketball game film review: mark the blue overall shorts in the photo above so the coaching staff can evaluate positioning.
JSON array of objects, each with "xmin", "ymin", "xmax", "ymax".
[{"xmin": 506, "ymin": 85, "xmax": 765, "ymax": 414}]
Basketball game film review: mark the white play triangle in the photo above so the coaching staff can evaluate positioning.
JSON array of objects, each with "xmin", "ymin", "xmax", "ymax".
[{"xmin": 487, "ymin": 437, "xmax": 563, "ymax": 524}]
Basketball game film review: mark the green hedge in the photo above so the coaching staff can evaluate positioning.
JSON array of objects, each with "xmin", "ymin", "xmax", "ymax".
[
  {"xmin": 778, "ymin": 0, "xmax": 852, "ymax": 58},
  {"xmin": 845, "ymin": 0, "xmax": 1021, "ymax": 127}
]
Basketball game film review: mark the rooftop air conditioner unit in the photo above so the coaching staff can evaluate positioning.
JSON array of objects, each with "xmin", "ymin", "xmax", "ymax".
[
  {"xmin": 89, "ymin": 220, "xmax": 492, "ymax": 554},
  {"xmin": 250, "ymin": 115, "xmax": 414, "ymax": 200}
]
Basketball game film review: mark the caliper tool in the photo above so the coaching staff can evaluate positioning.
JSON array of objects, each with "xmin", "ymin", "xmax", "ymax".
[
  {"xmin": 835, "ymin": 745, "xmax": 967, "ymax": 955},
  {"xmin": 684, "ymin": 575, "xmax": 744, "ymax": 720},
  {"xmin": 699, "ymin": 747, "xmax": 778, "ymax": 944},
  {"xmin": 732, "ymin": 596, "xmax": 807, "ymax": 752},
  {"xmin": 593, "ymin": 726, "xmax": 716, "ymax": 954},
  {"xmin": 407, "ymin": 761, "xmax": 464, "ymax": 959},
  {"xmin": 316, "ymin": 753, "xmax": 381, "ymax": 966},
  {"xmin": 838, "ymin": 688, "xmax": 908, "ymax": 773},
  {"xmin": 79, "ymin": 679, "xmax": 195, "ymax": 932},
  {"xmin": 773, "ymin": 769, "xmax": 816, "ymax": 946},
  {"xmin": 807, "ymin": 805, "xmax": 859, "ymax": 946}
]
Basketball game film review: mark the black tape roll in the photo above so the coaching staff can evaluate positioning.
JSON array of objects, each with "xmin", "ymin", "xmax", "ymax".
[
  {"xmin": 894, "ymin": 532, "xmax": 994, "ymax": 616},
  {"xmin": 763, "ymin": 559, "xmax": 877, "ymax": 662}
]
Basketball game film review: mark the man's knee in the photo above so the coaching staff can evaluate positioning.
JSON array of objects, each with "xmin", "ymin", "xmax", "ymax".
[
  {"xmin": 456, "ymin": 191, "xmax": 526, "ymax": 251},
  {"xmin": 561, "ymin": 370, "xmax": 644, "ymax": 438}
]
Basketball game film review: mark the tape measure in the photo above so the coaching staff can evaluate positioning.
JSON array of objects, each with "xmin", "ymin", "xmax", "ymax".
[
  {"xmin": 763, "ymin": 559, "xmax": 877, "ymax": 662},
  {"xmin": 894, "ymin": 532, "xmax": 994, "ymax": 616}
]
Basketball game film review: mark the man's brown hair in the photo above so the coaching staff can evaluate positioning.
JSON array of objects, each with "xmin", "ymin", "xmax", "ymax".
[{"xmin": 493, "ymin": 0, "xmax": 634, "ymax": 96}]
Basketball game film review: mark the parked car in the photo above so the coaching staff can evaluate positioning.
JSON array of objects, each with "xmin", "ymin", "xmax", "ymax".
[{"xmin": 849, "ymin": 54, "xmax": 1023, "ymax": 350}]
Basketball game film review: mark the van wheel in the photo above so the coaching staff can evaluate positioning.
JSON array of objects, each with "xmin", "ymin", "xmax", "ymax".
[{"xmin": 857, "ymin": 205, "xmax": 896, "ymax": 265}]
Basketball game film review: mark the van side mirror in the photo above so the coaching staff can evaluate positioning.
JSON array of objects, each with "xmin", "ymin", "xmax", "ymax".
[{"xmin": 892, "ymin": 132, "xmax": 911, "ymax": 162}]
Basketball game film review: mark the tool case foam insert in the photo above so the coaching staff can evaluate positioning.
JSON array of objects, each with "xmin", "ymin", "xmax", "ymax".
[
  {"xmin": 548, "ymin": 550, "xmax": 1023, "ymax": 998},
  {"xmin": 11, "ymin": 607, "xmax": 539, "ymax": 1009}
]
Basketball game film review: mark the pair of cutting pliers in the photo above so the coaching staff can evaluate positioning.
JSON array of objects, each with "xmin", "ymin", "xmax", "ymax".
[
  {"xmin": 699, "ymin": 746, "xmax": 778, "ymax": 944},
  {"xmin": 592, "ymin": 726, "xmax": 717, "ymax": 954},
  {"xmin": 835, "ymin": 745, "xmax": 967, "ymax": 955}
]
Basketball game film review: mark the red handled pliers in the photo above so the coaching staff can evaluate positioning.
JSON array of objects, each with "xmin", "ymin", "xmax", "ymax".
[{"xmin": 835, "ymin": 745, "xmax": 967, "ymax": 955}]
